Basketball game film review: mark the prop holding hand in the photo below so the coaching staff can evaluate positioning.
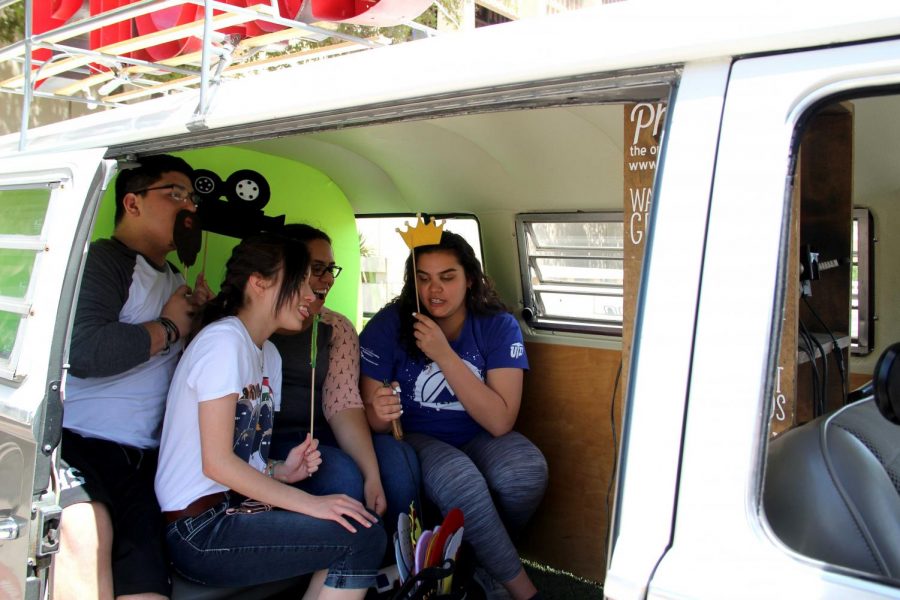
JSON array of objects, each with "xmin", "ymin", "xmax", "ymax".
[
  {"xmin": 189, "ymin": 272, "xmax": 214, "ymax": 308},
  {"xmin": 412, "ymin": 311, "xmax": 454, "ymax": 363},
  {"xmin": 371, "ymin": 380, "xmax": 403, "ymax": 440},
  {"xmin": 274, "ymin": 433, "xmax": 321, "ymax": 483}
]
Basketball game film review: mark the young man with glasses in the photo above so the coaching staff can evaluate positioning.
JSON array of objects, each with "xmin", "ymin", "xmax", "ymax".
[{"xmin": 55, "ymin": 155, "xmax": 212, "ymax": 600}]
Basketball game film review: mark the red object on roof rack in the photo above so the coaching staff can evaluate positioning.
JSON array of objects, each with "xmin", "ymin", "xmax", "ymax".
[
  {"xmin": 298, "ymin": 0, "xmax": 434, "ymax": 26},
  {"xmin": 135, "ymin": 4, "xmax": 202, "ymax": 61},
  {"xmin": 32, "ymin": 0, "xmax": 81, "ymax": 64}
]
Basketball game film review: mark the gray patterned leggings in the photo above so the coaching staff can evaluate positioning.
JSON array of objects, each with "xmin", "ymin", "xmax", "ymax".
[{"xmin": 405, "ymin": 431, "xmax": 548, "ymax": 583}]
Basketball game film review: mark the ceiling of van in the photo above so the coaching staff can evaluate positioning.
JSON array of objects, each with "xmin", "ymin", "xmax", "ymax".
[{"xmin": 241, "ymin": 104, "xmax": 626, "ymax": 215}]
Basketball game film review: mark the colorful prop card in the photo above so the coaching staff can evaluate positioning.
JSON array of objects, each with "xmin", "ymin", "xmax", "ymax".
[
  {"xmin": 396, "ymin": 214, "xmax": 445, "ymax": 251},
  {"xmin": 398, "ymin": 502, "xmax": 464, "ymax": 589}
]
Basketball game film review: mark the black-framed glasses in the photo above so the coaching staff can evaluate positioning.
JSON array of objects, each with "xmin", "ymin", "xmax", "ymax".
[
  {"xmin": 133, "ymin": 184, "xmax": 198, "ymax": 206},
  {"xmin": 311, "ymin": 263, "xmax": 342, "ymax": 278}
]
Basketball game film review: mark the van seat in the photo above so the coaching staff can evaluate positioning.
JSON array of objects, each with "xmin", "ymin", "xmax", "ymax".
[
  {"xmin": 764, "ymin": 397, "xmax": 900, "ymax": 577},
  {"xmin": 171, "ymin": 572, "xmax": 309, "ymax": 599}
]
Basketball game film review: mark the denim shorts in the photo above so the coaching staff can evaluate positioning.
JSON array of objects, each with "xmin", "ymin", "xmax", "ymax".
[
  {"xmin": 57, "ymin": 428, "xmax": 170, "ymax": 597},
  {"xmin": 165, "ymin": 497, "xmax": 386, "ymax": 589}
]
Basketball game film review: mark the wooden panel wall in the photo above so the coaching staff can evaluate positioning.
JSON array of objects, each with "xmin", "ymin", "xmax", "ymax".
[
  {"xmin": 622, "ymin": 102, "xmax": 665, "ymax": 394},
  {"xmin": 771, "ymin": 165, "xmax": 801, "ymax": 435},
  {"xmin": 796, "ymin": 107, "xmax": 853, "ymax": 423},
  {"xmin": 515, "ymin": 341, "xmax": 622, "ymax": 583},
  {"xmin": 772, "ymin": 105, "xmax": 853, "ymax": 432}
]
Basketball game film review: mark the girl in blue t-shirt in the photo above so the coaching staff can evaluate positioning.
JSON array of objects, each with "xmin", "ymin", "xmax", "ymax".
[{"xmin": 360, "ymin": 230, "xmax": 548, "ymax": 600}]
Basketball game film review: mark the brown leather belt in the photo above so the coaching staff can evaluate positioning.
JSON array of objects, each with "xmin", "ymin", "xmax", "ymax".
[{"xmin": 163, "ymin": 492, "xmax": 227, "ymax": 524}]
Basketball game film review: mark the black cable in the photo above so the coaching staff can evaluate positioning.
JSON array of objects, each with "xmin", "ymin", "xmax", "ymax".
[
  {"xmin": 809, "ymin": 326, "xmax": 829, "ymax": 415},
  {"xmin": 802, "ymin": 295, "xmax": 848, "ymax": 405},
  {"xmin": 797, "ymin": 326, "xmax": 815, "ymax": 414},
  {"xmin": 800, "ymin": 321, "xmax": 829, "ymax": 417},
  {"xmin": 798, "ymin": 324, "xmax": 822, "ymax": 417},
  {"xmin": 605, "ymin": 360, "xmax": 623, "ymax": 552}
]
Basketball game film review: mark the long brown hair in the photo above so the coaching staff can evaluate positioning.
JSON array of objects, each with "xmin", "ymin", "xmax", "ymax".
[{"xmin": 391, "ymin": 230, "xmax": 508, "ymax": 358}]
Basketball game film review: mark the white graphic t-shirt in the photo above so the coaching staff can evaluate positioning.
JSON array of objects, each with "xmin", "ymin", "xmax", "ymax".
[{"xmin": 155, "ymin": 316, "xmax": 282, "ymax": 511}]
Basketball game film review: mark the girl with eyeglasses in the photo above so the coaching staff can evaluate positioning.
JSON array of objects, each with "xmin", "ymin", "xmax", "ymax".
[
  {"xmin": 155, "ymin": 233, "xmax": 385, "ymax": 597},
  {"xmin": 269, "ymin": 224, "xmax": 420, "ymax": 544}
]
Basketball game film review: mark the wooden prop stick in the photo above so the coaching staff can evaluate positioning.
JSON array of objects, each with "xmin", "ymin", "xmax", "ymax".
[
  {"xmin": 201, "ymin": 230, "xmax": 209, "ymax": 276},
  {"xmin": 309, "ymin": 313, "xmax": 321, "ymax": 440},
  {"xmin": 394, "ymin": 214, "xmax": 445, "ymax": 441},
  {"xmin": 411, "ymin": 248, "xmax": 420, "ymax": 314},
  {"xmin": 181, "ymin": 260, "xmax": 190, "ymax": 288}
]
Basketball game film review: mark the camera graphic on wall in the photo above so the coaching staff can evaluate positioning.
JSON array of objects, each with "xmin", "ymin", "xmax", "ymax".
[{"xmin": 194, "ymin": 168, "xmax": 286, "ymax": 240}]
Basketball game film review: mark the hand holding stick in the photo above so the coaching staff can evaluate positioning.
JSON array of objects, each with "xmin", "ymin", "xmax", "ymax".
[{"xmin": 383, "ymin": 379, "xmax": 404, "ymax": 440}]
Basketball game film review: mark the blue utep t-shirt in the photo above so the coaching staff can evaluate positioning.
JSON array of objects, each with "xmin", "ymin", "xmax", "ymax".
[{"xmin": 359, "ymin": 304, "xmax": 528, "ymax": 447}]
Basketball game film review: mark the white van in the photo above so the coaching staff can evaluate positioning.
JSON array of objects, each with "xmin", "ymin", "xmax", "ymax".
[{"xmin": 2, "ymin": 1, "xmax": 900, "ymax": 598}]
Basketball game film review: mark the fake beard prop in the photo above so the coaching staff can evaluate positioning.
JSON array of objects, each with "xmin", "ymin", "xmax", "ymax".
[{"xmin": 174, "ymin": 209, "xmax": 202, "ymax": 268}]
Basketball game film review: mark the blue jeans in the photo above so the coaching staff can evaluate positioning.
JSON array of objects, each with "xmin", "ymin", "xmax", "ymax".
[
  {"xmin": 271, "ymin": 432, "xmax": 421, "ymax": 535},
  {"xmin": 165, "ymin": 496, "xmax": 386, "ymax": 589}
]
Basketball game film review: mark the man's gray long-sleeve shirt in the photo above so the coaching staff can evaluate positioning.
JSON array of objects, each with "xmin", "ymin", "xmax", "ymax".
[{"xmin": 64, "ymin": 238, "xmax": 184, "ymax": 449}]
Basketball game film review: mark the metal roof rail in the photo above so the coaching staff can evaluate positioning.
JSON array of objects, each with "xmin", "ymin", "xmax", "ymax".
[{"xmin": 0, "ymin": 0, "xmax": 416, "ymax": 150}]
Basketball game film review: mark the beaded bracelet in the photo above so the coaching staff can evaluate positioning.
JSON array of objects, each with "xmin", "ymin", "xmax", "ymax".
[
  {"xmin": 157, "ymin": 316, "xmax": 180, "ymax": 353},
  {"xmin": 266, "ymin": 460, "xmax": 284, "ymax": 479}
]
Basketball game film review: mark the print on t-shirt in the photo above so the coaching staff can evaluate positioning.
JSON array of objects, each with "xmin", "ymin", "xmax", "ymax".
[
  {"xmin": 234, "ymin": 376, "xmax": 274, "ymax": 472},
  {"xmin": 413, "ymin": 359, "xmax": 481, "ymax": 411}
]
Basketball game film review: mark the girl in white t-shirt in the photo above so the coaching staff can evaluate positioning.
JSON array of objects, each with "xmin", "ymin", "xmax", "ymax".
[{"xmin": 155, "ymin": 233, "xmax": 385, "ymax": 597}]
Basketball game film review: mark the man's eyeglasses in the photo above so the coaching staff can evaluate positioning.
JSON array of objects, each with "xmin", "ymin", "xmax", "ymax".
[
  {"xmin": 133, "ymin": 184, "xmax": 198, "ymax": 206},
  {"xmin": 311, "ymin": 263, "xmax": 343, "ymax": 278}
]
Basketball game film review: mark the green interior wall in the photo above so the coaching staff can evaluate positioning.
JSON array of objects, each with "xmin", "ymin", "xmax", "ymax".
[{"xmin": 93, "ymin": 146, "xmax": 361, "ymax": 326}]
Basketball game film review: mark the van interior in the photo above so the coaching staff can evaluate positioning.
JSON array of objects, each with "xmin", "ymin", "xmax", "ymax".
[
  {"xmin": 95, "ymin": 81, "xmax": 900, "ymax": 586},
  {"xmin": 5, "ymin": 72, "xmax": 900, "ymax": 596},
  {"xmin": 86, "ymin": 82, "xmax": 675, "ymax": 590}
]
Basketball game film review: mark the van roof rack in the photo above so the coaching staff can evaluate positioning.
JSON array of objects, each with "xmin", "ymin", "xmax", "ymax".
[{"xmin": 0, "ymin": 0, "xmax": 441, "ymax": 150}]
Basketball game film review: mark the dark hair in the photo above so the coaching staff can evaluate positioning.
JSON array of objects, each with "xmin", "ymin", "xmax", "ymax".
[
  {"xmin": 279, "ymin": 223, "xmax": 331, "ymax": 245},
  {"xmin": 392, "ymin": 230, "xmax": 508, "ymax": 358},
  {"xmin": 114, "ymin": 154, "xmax": 195, "ymax": 225},
  {"xmin": 202, "ymin": 233, "xmax": 310, "ymax": 326}
]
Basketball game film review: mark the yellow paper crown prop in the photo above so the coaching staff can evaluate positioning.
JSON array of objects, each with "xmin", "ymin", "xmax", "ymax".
[{"xmin": 397, "ymin": 214, "xmax": 445, "ymax": 249}]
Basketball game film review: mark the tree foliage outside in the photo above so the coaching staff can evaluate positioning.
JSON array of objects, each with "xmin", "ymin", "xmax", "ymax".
[
  {"xmin": 265, "ymin": 0, "xmax": 458, "ymax": 64},
  {"xmin": 0, "ymin": 4, "xmax": 24, "ymax": 44}
]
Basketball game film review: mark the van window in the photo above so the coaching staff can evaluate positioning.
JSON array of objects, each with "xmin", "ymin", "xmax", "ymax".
[
  {"xmin": 0, "ymin": 184, "xmax": 52, "ymax": 378},
  {"xmin": 516, "ymin": 212, "xmax": 624, "ymax": 335},
  {"xmin": 764, "ymin": 90, "xmax": 900, "ymax": 585},
  {"xmin": 356, "ymin": 215, "xmax": 482, "ymax": 322}
]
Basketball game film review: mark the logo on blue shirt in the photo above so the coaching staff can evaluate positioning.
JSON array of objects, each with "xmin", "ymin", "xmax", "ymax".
[
  {"xmin": 414, "ymin": 360, "xmax": 481, "ymax": 411},
  {"xmin": 510, "ymin": 342, "xmax": 524, "ymax": 359}
]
